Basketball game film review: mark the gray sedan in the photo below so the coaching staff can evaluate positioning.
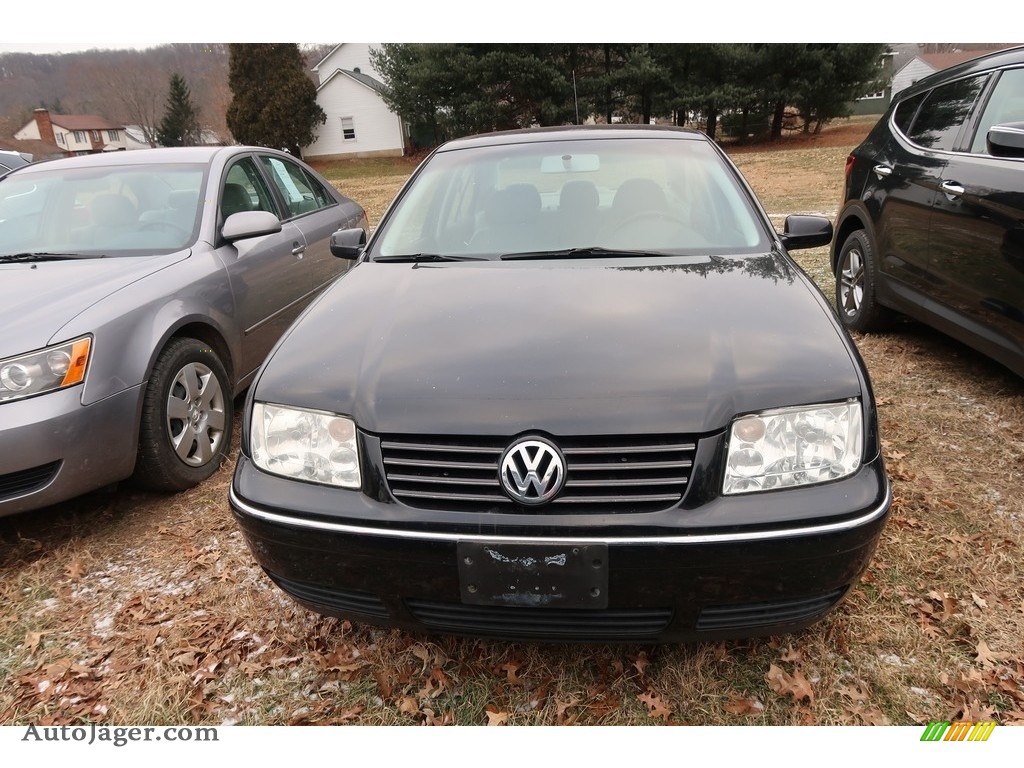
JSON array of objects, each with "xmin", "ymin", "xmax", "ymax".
[{"xmin": 0, "ymin": 146, "xmax": 367, "ymax": 516}]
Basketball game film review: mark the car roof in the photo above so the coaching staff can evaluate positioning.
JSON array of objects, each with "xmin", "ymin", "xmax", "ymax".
[
  {"xmin": 900, "ymin": 45, "xmax": 1024, "ymax": 100},
  {"xmin": 436, "ymin": 124, "xmax": 709, "ymax": 152},
  {"xmin": 10, "ymin": 146, "xmax": 288, "ymax": 171}
]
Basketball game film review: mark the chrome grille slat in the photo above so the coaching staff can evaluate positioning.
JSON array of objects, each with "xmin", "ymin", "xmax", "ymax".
[
  {"xmin": 562, "ymin": 443, "xmax": 695, "ymax": 455},
  {"xmin": 382, "ymin": 458, "xmax": 498, "ymax": 470},
  {"xmin": 379, "ymin": 434, "xmax": 697, "ymax": 515},
  {"xmin": 565, "ymin": 477, "xmax": 687, "ymax": 488},
  {"xmin": 569, "ymin": 460, "xmax": 692, "ymax": 471}
]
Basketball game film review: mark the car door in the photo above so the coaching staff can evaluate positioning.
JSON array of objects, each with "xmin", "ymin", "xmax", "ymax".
[
  {"xmin": 871, "ymin": 76, "xmax": 989, "ymax": 297},
  {"xmin": 215, "ymin": 155, "xmax": 313, "ymax": 378},
  {"xmin": 928, "ymin": 66, "xmax": 1024, "ymax": 362},
  {"xmin": 258, "ymin": 153, "xmax": 360, "ymax": 294}
]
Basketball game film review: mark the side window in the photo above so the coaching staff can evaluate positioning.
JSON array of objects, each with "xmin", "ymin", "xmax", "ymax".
[
  {"xmin": 259, "ymin": 155, "xmax": 330, "ymax": 218},
  {"xmin": 906, "ymin": 75, "xmax": 987, "ymax": 151},
  {"xmin": 892, "ymin": 92, "xmax": 926, "ymax": 136},
  {"xmin": 971, "ymin": 68, "xmax": 1024, "ymax": 153},
  {"xmin": 222, "ymin": 158, "xmax": 278, "ymax": 220}
]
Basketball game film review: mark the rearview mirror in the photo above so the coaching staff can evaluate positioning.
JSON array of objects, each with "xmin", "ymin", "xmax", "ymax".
[
  {"xmin": 222, "ymin": 210, "xmax": 282, "ymax": 242},
  {"xmin": 779, "ymin": 215, "xmax": 833, "ymax": 251},
  {"xmin": 987, "ymin": 122, "xmax": 1024, "ymax": 158},
  {"xmin": 330, "ymin": 227, "xmax": 367, "ymax": 259}
]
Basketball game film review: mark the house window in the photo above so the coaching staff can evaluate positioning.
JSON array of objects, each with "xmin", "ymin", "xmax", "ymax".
[
  {"xmin": 73, "ymin": 131, "xmax": 86, "ymax": 143},
  {"xmin": 56, "ymin": 133, "xmax": 65, "ymax": 145},
  {"xmin": 341, "ymin": 117, "xmax": 356, "ymax": 141},
  {"xmin": 90, "ymin": 130, "xmax": 101, "ymax": 142},
  {"xmin": 107, "ymin": 129, "xmax": 119, "ymax": 142},
  {"xmin": 858, "ymin": 91, "xmax": 885, "ymax": 101}
]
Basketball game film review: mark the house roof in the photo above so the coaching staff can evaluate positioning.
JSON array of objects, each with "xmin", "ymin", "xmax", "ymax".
[
  {"xmin": 50, "ymin": 113, "xmax": 124, "ymax": 131},
  {"xmin": 317, "ymin": 68, "xmax": 387, "ymax": 95},
  {"xmin": 895, "ymin": 46, "xmax": 1022, "ymax": 78},
  {"xmin": 0, "ymin": 137, "xmax": 63, "ymax": 161},
  {"xmin": 311, "ymin": 44, "xmax": 342, "ymax": 72}
]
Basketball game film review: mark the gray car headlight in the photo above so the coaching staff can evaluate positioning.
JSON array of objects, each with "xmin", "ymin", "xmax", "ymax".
[
  {"xmin": 723, "ymin": 400, "xmax": 862, "ymax": 495},
  {"xmin": 250, "ymin": 402, "xmax": 361, "ymax": 489},
  {"xmin": 0, "ymin": 337, "xmax": 91, "ymax": 404}
]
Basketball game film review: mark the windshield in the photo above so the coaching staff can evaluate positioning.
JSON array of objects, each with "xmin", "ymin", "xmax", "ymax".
[
  {"xmin": 373, "ymin": 136, "xmax": 769, "ymax": 260},
  {"xmin": 0, "ymin": 163, "xmax": 207, "ymax": 258}
]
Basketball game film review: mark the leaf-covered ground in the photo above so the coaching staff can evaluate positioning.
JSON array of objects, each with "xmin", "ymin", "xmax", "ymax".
[{"xmin": 2, "ymin": 120, "xmax": 1022, "ymax": 726}]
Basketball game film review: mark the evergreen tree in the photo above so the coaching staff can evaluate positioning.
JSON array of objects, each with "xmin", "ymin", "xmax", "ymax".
[
  {"xmin": 226, "ymin": 44, "xmax": 325, "ymax": 156},
  {"xmin": 156, "ymin": 73, "xmax": 201, "ymax": 147}
]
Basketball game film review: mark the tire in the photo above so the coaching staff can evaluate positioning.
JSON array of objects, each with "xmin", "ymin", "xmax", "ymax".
[
  {"xmin": 134, "ymin": 337, "xmax": 233, "ymax": 492},
  {"xmin": 834, "ymin": 229, "xmax": 893, "ymax": 333}
]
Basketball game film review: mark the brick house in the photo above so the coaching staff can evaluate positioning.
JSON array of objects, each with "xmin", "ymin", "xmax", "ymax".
[{"xmin": 14, "ymin": 109, "xmax": 127, "ymax": 156}]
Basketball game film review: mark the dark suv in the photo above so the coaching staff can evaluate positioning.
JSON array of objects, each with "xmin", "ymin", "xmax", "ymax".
[{"xmin": 832, "ymin": 46, "xmax": 1024, "ymax": 377}]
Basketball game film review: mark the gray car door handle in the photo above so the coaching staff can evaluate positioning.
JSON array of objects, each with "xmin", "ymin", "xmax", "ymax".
[
  {"xmin": 872, "ymin": 164, "xmax": 893, "ymax": 179},
  {"xmin": 292, "ymin": 243, "xmax": 306, "ymax": 258},
  {"xmin": 940, "ymin": 180, "xmax": 965, "ymax": 199}
]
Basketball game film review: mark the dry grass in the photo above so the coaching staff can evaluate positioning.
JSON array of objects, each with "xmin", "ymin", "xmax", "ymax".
[{"xmin": 2, "ymin": 118, "xmax": 1023, "ymax": 726}]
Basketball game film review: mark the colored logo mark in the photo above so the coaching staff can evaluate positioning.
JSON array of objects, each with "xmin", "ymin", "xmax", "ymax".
[{"xmin": 920, "ymin": 720, "xmax": 997, "ymax": 742}]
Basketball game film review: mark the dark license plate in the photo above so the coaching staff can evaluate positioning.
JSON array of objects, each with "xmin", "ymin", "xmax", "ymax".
[{"xmin": 457, "ymin": 541, "xmax": 608, "ymax": 609}]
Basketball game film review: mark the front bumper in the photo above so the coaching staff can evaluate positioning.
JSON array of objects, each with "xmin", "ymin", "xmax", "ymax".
[
  {"xmin": 0, "ymin": 385, "xmax": 142, "ymax": 516},
  {"xmin": 230, "ymin": 454, "xmax": 891, "ymax": 643}
]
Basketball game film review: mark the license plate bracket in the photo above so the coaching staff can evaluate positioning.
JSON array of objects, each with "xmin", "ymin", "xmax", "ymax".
[{"xmin": 457, "ymin": 541, "xmax": 608, "ymax": 609}]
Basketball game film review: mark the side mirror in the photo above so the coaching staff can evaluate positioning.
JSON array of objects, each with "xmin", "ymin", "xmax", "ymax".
[
  {"xmin": 222, "ymin": 210, "xmax": 282, "ymax": 242},
  {"xmin": 987, "ymin": 122, "xmax": 1024, "ymax": 159},
  {"xmin": 330, "ymin": 227, "xmax": 367, "ymax": 259},
  {"xmin": 779, "ymin": 215, "xmax": 833, "ymax": 251}
]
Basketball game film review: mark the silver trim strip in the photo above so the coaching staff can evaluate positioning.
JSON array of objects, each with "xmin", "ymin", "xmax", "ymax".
[{"xmin": 229, "ymin": 482, "xmax": 891, "ymax": 546}]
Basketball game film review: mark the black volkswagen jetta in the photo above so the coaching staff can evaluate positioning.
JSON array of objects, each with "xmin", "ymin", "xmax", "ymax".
[{"xmin": 229, "ymin": 126, "xmax": 891, "ymax": 643}]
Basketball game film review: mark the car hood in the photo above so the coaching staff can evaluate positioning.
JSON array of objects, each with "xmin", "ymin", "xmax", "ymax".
[
  {"xmin": 0, "ymin": 252, "xmax": 189, "ymax": 356},
  {"xmin": 255, "ymin": 255, "xmax": 864, "ymax": 436}
]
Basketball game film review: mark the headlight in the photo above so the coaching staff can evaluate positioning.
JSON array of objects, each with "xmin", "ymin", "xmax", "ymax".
[
  {"xmin": 0, "ymin": 337, "xmax": 91, "ymax": 404},
  {"xmin": 723, "ymin": 400, "xmax": 862, "ymax": 494},
  {"xmin": 250, "ymin": 402, "xmax": 361, "ymax": 489}
]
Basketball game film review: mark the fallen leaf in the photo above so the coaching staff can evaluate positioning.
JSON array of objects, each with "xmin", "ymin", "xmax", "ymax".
[
  {"xmin": 65, "ymin": 559, "xmax": 86, "ymax": 580},
  {"xmin": 633, "ymin": 650, "xmax": 649, "ymax": 677},
  {"xmin": 723, "ymin": 694, "xmax": 764, "ymax": 715},
  {"xmin": 485, "ymin": 705, "xmax": 509, "ymax": 726},
  {"xmin": 24, "ymin": 631, "xmax": 43, "ymax": 654},
  {"xmin": 637, "ymin": 691, "xmax": 672, "ymax": 721},
  {"xmin": 500, "ymin": 661, "xmax": 523, "ymax": 684},
  {"xmin": 975, "ymin": 640, "xmax": 1008, "ymax": 668},
  {"xmin": 972, "ymin": 593, "xmax": 988, "ymax": 610},
  {"xmin": 765, "ymin": 664, "xmax": 814, "ymax": 704}
]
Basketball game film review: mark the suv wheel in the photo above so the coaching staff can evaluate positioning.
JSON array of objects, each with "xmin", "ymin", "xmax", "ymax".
[{"xmin": 835, "ymin": 230, "xmax": 893, "ymax": 332}]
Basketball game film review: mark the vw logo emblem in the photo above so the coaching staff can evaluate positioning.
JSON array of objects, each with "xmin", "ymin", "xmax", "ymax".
[{"xmin": 499, "ymin": 437, "xmax": 566, "ymax": 505}]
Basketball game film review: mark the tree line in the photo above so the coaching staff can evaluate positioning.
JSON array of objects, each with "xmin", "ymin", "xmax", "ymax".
[{"xmin": 370, "ymin": 44, "xmax": 889, "ymax": 146}]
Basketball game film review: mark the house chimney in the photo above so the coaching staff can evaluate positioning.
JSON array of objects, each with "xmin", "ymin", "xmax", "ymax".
[{"xmin": 33, "ymin": 108, "xmax": 56, "ymax": 144}]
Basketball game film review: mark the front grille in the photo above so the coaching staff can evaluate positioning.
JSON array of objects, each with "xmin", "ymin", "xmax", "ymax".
[
  {"xmin": 696, "ymin": 588, "xmax": 846, "ymax": 631},
  {"xmin": 379, "ymin": 434, "xmax": 695, "ymax": 514},
  {"xmin": 267, "ymin": 573, "xmax": 389, "ymax": 618},
  {"xmin": 406, "ymin": 599, "xmax": 673, "ymax": 640},
  {"xmin": 0, "ymin": 461, "xmax": 61, "ymax": 501}
]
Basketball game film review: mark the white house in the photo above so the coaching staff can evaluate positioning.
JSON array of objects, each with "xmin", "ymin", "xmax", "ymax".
[
  {"xmin": 891, "ymin": 47, "xmax": 1017, "ymax": 98},
  {"xmin": 15, "ymin": 109, "xmax": 127, "ymax": 155},
  {"xmin": 302, "ymin": 43, "xmax": 409, "ymax": 161}
]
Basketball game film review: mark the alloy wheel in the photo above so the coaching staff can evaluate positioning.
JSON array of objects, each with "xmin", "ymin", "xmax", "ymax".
[
  {"xmin": 838, "ymin": 246, "xmax": 865, "ymax": 317},
  {"xmin": 165, "ymin": 362, "xmax": 227, "ymax": 467}
]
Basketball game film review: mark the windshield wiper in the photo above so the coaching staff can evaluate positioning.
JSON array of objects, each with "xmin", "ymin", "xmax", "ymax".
[
  {"xmin": 499, "ymin": 247, "xmax": 671, "ymax": 261},
  {"xmin": 373, "ymin": 253, "xmax": 485, "ymax": 263},
  {"xmin": 0, "ymin": 252, "xmax": 106, "ymax": 263}
]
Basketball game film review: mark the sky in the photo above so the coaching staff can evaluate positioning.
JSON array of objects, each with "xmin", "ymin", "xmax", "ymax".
[{"xmin": 0, "ymin": 3, "xmax": 1005, "ymax": 54}]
